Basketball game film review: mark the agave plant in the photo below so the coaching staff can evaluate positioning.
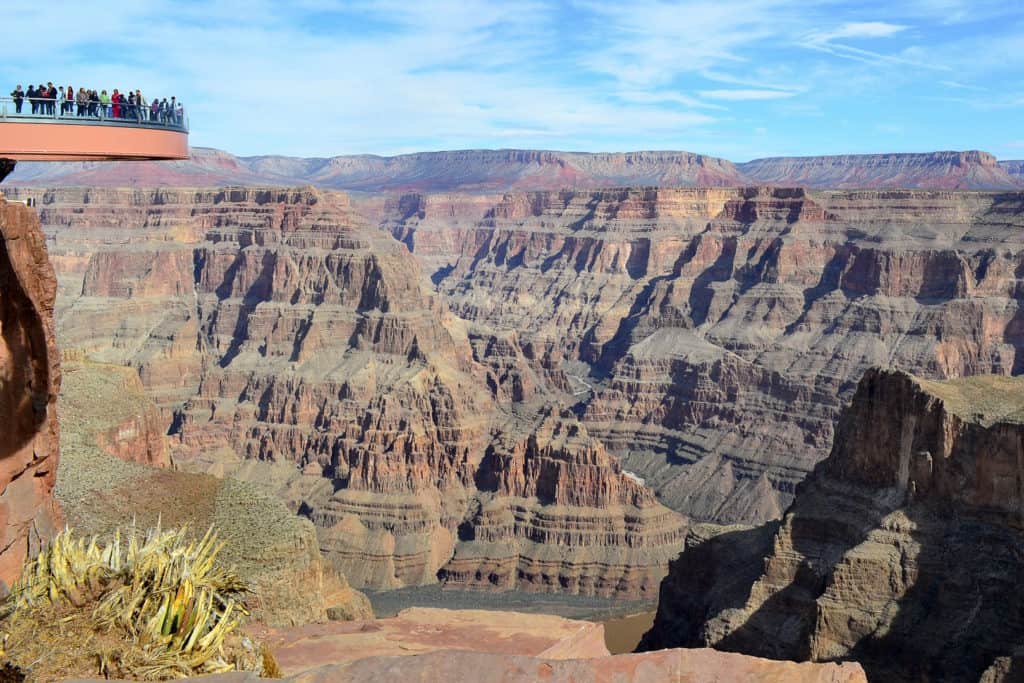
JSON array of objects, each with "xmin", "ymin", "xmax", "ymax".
[{"xmin": 5, "ymin": 522, "xmax": 254, "ymax": 679}]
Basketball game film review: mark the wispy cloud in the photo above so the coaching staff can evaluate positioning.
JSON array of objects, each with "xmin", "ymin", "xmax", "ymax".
[
  {"xmin": 807, "ymin": 21, "xmax": 908, "ymax": 43},
  {"xmin": 940, "ymin": 80, "xmax": 987, "ymax": 91},
  {"xmin": 699, "ymin": 89, "xmax": 800, "ymax": 101},
  {"xmin": 801, "ymin": 19, "xmax": 954, "ymax": 71},
  {"xmin": 2, "ymin": 0, "xmax": 1023, "ymax": 158}
]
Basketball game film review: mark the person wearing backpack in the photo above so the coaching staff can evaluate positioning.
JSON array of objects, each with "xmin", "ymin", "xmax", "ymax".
[{"xmin": 10, "ymin": 85, "xmax": 24, "ymax": 114}]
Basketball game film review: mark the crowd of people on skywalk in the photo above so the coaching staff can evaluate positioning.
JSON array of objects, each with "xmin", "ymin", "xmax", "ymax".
[{"xmin": 8, "ymin": 83, "xmax": 184, "ymax": 126}]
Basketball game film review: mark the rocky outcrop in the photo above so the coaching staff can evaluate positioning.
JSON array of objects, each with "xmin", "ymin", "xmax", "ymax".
[
  {"xmin": 0, "ymin": 196, "xmax": 61, "ymax": 592},
  {"xmin": 739, "ymin": 151, "xmax": 1023, "ymax": 189},
  {"xmin": 13, "ymin": 185, "xmax": 684, "ymax": 598},
  {"xmin": 440, "ymin": 413, "xmax": 685, "ymax": 596},
  {"xmin": 642, "ymin": 368, "xmax": 1024, "ymax": 682},
  {"xmin": 254, "ymin": 607, "xmax": 611, "ymax": 672},
  {"xmin": 65, "ymin": 608, "xmax": 866, "ymax": 682},
  {"xmin": 304, "ymin": 649, "xmax": 867, "ymax": 683},
  {"xmin": 380, "ymin": 185, "xmax": 1024, "ymax": 524}
]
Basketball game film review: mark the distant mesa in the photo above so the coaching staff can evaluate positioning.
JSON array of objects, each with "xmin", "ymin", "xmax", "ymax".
[{"xmin": 7, "ymin": 146, "xmax": 1023, "ymax": 191}]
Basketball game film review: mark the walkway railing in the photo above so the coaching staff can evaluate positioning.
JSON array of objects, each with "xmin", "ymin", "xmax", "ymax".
[{"xmin": 0, "ymin": 97, "xmax": 188, "ymax": 133}]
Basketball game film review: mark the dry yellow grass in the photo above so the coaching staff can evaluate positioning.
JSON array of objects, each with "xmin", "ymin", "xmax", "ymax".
[{"xmin": 0, "ymin": 525, "xmax": 276, "ymax": 681}]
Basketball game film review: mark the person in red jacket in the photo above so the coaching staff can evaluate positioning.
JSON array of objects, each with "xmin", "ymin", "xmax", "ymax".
[
  {"xmin": 46, "ymin": 83, "xmax": 57, "ymax": 115},
  {"xmin": 111, "ymin": 89, "xmax": 121, "ymax": 119}
]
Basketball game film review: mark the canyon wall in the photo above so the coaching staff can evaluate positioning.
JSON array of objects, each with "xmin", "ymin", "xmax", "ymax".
[
  {"xmin": 377, "ymin": 186, "xmax": 1024, "ymax": 524},
  {"xmin": 0, "ymin": 196, "xmax": 62, "ymax": 591},
  {"xmin": 1002, "ymin": 160, "xmax": 1024, "ymax": 181},
  {"xmin": 8, "ymin": 186, "xmax": 684, "ymax": 597},
  {"xmin": 641, "ymin": 368, "xmax": 1024, "ymax": 682}
]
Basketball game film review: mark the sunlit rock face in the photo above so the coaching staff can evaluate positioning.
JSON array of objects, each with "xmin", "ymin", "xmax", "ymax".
[
  {"xmin": 0, "ymin": 196, "xmax": 62, "ymax": 591},
  {"xmin": 12, "ymin": 186, "xmax": 684, "ymax": 598},
  {"xmin": 379, "ymin": 186, "xmax": 1024, "ymax": 524},
  {"xmin": 642, "ymin": 368, "xmax": 1024, "ymax": 683}
]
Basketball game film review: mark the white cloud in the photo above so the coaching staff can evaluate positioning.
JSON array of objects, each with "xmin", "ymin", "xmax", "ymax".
[
  {"xmin": 699, "ymin": 89, "xmax": 799, "ymax": 101},
  {"xmin": 808, "ymin": 21, "xmax": 908, "ymax": 44},
  {"xmin": 939, "ymin": 80, "xmax": 986, "ymax": 91},
  {"xmin": 615, "ymin": 90, "xmax": 726, "ymax": 110}
]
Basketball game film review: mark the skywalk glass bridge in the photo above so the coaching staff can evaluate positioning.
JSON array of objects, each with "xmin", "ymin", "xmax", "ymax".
[{"xmin": 0, "ymin": 96, "xmax": 189, "ymax": 163}]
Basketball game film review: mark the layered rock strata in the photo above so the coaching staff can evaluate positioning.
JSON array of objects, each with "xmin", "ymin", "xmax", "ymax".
[
  {"xmin": 0, "ymin": 195, "xmax": 61, "ymax": 592},
  {"xmin": 12, "ymin": 186, "xmax": 684, "ymax": 597},
  {"xmin": 440, "ymin": 413, "xmax": 684, "ymax": 596},
  {"xmin": 642, "ymin": 368, "xmax": 1024, "ymax": 682},
  {"xmin": 379, "ymin": 186, "xmax": 1024, "ymax": 523}
]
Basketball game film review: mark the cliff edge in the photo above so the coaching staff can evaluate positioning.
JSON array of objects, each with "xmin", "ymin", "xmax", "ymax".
[
  {"xmin": 0, "ymin": 195, "xmax": 62, "ymax": 591},
  {"xmin": 641, "ymin": 368, "xmax": 1024, "ymax": 681}
]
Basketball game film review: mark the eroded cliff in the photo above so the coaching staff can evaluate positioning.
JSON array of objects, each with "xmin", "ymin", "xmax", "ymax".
[
  {"xmin": 12, "ymin": 186, "xmax": 684, "ymax": 598},
  {"xmin": 377, "ymin": 186, "xmax": 1024, "ymax": 524},
  {"xmin": 0, "ymin": 196, "xmax": 61, "ymax": 592},
  {"xmin": 642, "ymin": 368, "xmax": 1024, "ymax": 682}
]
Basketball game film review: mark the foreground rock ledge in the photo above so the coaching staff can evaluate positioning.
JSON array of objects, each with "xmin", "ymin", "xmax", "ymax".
[
  {"xmin": 0, "ymin": 194, "xmax": 61, "ymax": 591},
  {"xmin": 66, "ymin": 609, "xmax": 866, "ymax": 682}
]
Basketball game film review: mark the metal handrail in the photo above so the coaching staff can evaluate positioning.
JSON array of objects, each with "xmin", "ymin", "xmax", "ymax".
[{"xmin": 0, "ymin": 96, "xmax": 188, "ymax": 133}]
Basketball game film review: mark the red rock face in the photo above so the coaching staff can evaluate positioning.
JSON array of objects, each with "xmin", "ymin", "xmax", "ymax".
[{"xmin": 0, "ymin": 197, "xmax": 61, "ymax": 591}]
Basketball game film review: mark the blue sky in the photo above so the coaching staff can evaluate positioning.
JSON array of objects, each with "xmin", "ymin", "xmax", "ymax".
[{"xmin": 4, "ymin": 0, "xmax": 1023, "ymax": 159}]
